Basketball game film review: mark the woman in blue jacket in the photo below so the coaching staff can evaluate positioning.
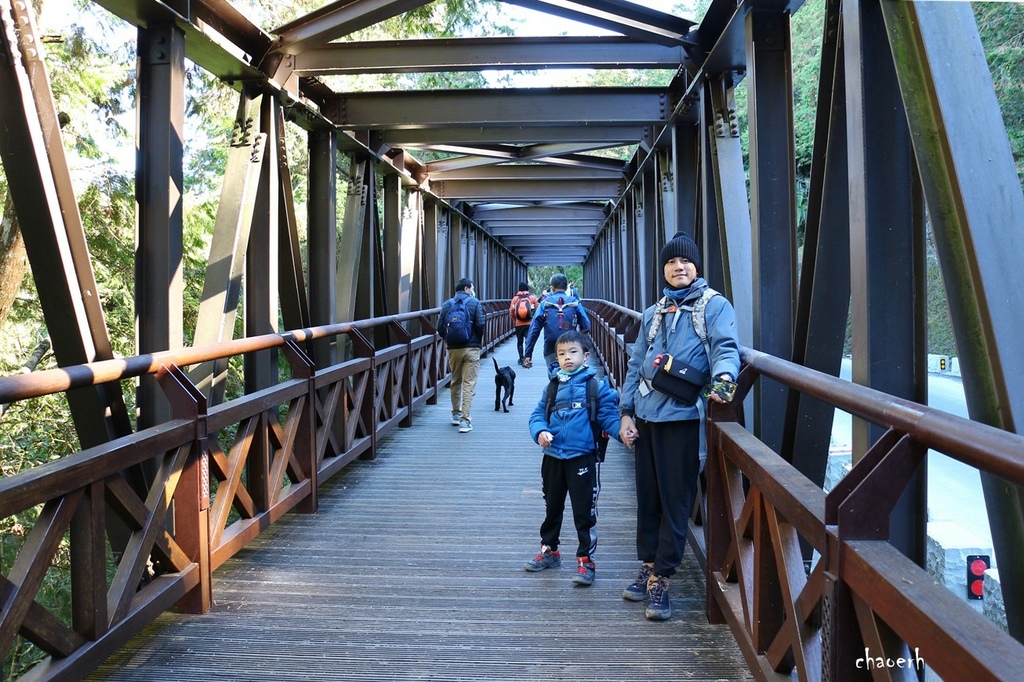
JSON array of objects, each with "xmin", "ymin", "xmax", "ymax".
[{"xmin": 618, "ymin": 231, "xmax": 741, "ymax": 621}]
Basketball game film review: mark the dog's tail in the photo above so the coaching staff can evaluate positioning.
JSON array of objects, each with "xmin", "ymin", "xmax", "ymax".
[{"xmin": 493, "ymin": 357, "xmax": 500, "ymax": 372}]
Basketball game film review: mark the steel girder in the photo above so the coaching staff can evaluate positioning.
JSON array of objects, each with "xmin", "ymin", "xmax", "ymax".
[
  {"xmin": 190, "ymin": 93, "xmax": 265, "ymax": 403},
  {"xmin": 880, "ymin": 0, "xmax": 1024, "ymax": 638},
  {"xmin": 291, "ymin": 36, "xmax": 688, "ymax": 75},
  {"xmin": 0, "ymin": 0, "xmax": 131, "ymax": 446},
  {"xmin": 329, "ymin": 88, "xmax": 675, "ymax": 130},
  {"xmin": 746, "ymin": 7, "xmax": 798, "ymax": 456},
  {"xmin": 136, "ymin": 23, "xmax": 186, "ymax": 429},
  {"xmin": 307, "ymin": 128, "xmax": 338, "ymax": 368},
  {"xmin": 785, "ymin": 0, "xmax": 849, "ymax": 494},
  {"xmin": 845, "ymin": 0, "xmax": 928, "ymax": 564}
]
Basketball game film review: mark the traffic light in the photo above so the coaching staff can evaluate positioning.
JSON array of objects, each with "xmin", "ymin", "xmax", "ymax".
[
  {"xmin": 967, "ymin": 554, "xmax": 990, "ymax": 600},
  {"xmin": 939, "ymin": 357, "xmax": 947, "ymax": 371}
]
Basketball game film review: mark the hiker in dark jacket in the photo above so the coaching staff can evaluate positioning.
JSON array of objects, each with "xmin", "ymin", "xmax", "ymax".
[
  {"xmin": 523, "ymin": 273, "xmax": 590, "ymax": 375},
  {"xmin": 437, "ymin": 277, "xmax": 486, "ymax": 433}
]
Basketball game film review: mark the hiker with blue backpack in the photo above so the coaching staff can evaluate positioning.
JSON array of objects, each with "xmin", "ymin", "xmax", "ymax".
[
  {"xmin": 522, "ymin": 273, "xmax": 591, "ymax": 375},
  {"xmin": 617, "ymin": 231, "xmax": 740, "ymax": 622},
  {"xmin": 438, "ymin": 278, "xmax": 486, "ymax": 433}
]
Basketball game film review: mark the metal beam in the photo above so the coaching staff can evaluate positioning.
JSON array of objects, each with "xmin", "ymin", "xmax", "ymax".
[
  {"xmin": 330, "ymin": 88, "xmax": 673, "ymax": 129},
  {"xmin": 430, "ymin": 178, "xmax": 624, "ymax": 201},
  {"xmin": 382, "ymin": 126, "xmax": 650, "ymax": 146},
  {"xmin": 501, "ymin": 0, "xmax": 694, "ymax": 47},
  {"xmin": 273, "ymin": 0, "xmax": 432, "ymax": 54},
  {"xmin": 292, "ymin": 36, "xmax": 688, "ymax": 74}
]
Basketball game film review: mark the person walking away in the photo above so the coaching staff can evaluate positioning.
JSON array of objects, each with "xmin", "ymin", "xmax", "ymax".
[
  {"xmin": 618, "ymin": 231, "xmax": 740, "ymax": 621},
  {"xmin": 523, "ymin": 273, "xmax": 591, "ymax": 375},
  {"xmin": 509, "ymin": 282, "xmax": 538, "ymax": 366},
  {"xmin": 438, "ymin": 278, "xmax": 486, "ymax": 433},
  {"xmin": 524, "ymin": 331, "xmax": 622, "ymax": 585}
]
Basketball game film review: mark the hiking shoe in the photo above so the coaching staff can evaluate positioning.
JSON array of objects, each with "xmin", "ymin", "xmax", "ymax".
[
  {"xmin": 458, "ymin": 420, "xmax": 473, "ymax": 433},
  {"xmin": 451, "ymin": 413, "xmax": 461, "ymax": 425},
  {"xmin": 623, "ymin": 563, "xmax": 653, "ymax": 601},
  {"xmin": 645, "ymin": 575, "xmax": 671, "ymax": 621},
  {"xmin": 524, "ymin": 546, "xmax": 560, "ymax": 571},
  {"xmin": 572, "ymin": 557, "xmax": 595, "ymax": 586}
]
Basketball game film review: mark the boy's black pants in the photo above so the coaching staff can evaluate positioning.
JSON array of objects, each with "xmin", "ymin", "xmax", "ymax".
[{"xmin": 539, "ymin": 452, "xmax": 600, "ymax": 559}]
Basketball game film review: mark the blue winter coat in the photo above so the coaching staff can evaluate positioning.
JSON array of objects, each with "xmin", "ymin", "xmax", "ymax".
[
  {"xmin": 528, "ymin": 366, "xmax": 622, "ymax": 460},
  {"xmin": 620, "ymin": 278, "xmax": 741, "ymax": 423},
  {"xmin": 523, "ymin": 291, "xmax": 591, "ymax": 360}
]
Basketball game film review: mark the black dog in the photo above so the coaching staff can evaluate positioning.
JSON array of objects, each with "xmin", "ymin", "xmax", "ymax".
[{"xmin": 493, "ymin": 357, "xmax": 516, "ymax": 412}]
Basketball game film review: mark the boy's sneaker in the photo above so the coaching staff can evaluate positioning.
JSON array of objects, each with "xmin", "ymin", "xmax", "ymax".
[
  {"xmin": 623, "ymin": 563, "xmax": 653, "ymax": 601},
  {"xmin": 451, "ymin": 413, "xmax": 461, "ymax": 425},
  {"xmin": 524, "ymin": 545, "xmax": 560, "ymax": 571},
  {"xmin": 572, "ymin": 557, "xmax": 595, "ymax": 586},
  {"xmin": 645, "ymin": 575, "xmax": 671, "ymax": 621},
  {"xmin": 458, "ymin": 420, "xmax": 473, "ymax": 433}
]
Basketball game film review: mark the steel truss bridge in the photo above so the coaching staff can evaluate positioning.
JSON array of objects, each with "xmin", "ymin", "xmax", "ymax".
[{"xmin": 2, "ymin": 0, "xmax": 1024, "ymax": 679}]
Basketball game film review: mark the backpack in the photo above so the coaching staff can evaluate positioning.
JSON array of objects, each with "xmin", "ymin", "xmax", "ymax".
[
  {"xmin": 513, "ymin": 294, "xmax": 533, "ymax": 322},
  {"xmin": 647, "ymin": 288, "xmax": 720, "ymax": 359},
  {"xmin": 539, "ymin": 295, "xmax": 580, "ymax": 334},
  {"xmin": 544, "ymin": 376, "xmax": 610, "ymax": 462},
  {"xmin": 444, "ymin": 296, "xmax": 474, "ymax": 345}
]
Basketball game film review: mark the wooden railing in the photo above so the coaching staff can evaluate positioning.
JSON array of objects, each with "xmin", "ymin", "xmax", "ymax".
[
  {"xmin": 0, "ymin": 303, "xmax": 513, "ymax": 681},
  {"xmin": 584, "ymin": 300, "xmax": 1024, "ymax": 682}
]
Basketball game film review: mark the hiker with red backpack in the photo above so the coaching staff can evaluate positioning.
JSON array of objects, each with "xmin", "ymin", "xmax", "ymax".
[
  {"xmin": 522, "ymin": 273, "xmax": 591, "ymax": 375},
  {"xmin": 508, "ymin": 282, "xmax": 538, "ymax": 366}
]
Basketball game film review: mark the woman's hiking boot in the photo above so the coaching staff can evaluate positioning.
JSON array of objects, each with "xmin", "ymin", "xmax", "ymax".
[
  {"xmin": 622, "ymin": 563, "xmax": 653, "ymax": 601},
  {"xmin": 645, "ymin": 575, "xmax": 671, "ymax": 621}
]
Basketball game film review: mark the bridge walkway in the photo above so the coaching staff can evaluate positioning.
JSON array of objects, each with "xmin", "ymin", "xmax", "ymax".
[{"xmin": 88, "ymin": 340, "xmax": 752, "ymax": 681}]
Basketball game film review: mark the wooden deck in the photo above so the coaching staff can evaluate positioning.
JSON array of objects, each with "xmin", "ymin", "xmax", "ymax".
[{"xmin": 88, "ymin": 341, "xmax": 752, "ymax": 681}]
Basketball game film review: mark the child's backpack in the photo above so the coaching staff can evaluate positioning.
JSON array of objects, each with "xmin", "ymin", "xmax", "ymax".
[
  {"xmin": 544, "ymin": 376, "xmax": 610, "ymax": 462},
  {"xmin": 444, "ymin": 296, "xmax": 474, "ymax": 345},
  {"xmin": 513, "ymin": 294, "xmax": 533, "ymax": 322},
  {"xmin": 539, "ymin": 295, "xmax": 579, "ymax": 334}
]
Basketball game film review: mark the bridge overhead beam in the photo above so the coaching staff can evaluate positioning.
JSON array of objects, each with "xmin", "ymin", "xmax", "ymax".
[
  {"xmin": 473, "ymin": 205, "xmax": 608, "ymax": 222},
  {"xmin": 382, "ymin": 126, "xmax": 651, "ymax": 146},
  {"xmin": 431, "ymin": 178, "xmax": 624, "ymax": 202},
  {"xmin": 501, "ymin": 0, "xmax": 694, "ymax": 47},
  {"xmin": 292, "ymin": 36, "xmax": 688, "ymax": 74},
  {"xmin": 273, "ymin": 0, "xmax": 431, "ymax": 54},
  {"xmin": 328, "ymin": 88, "xmax": 673, "ymax": 129}
]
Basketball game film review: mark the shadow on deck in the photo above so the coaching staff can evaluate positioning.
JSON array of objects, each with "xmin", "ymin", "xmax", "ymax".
[{"xmin": 88, "ymin": 341, "xmax": 752, "ymax": 681}]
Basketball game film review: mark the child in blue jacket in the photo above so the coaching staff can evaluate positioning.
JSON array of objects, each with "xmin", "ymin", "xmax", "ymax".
[{"xmin": 523, "ymin": 331, "xmax": 622, "ymax": 586}]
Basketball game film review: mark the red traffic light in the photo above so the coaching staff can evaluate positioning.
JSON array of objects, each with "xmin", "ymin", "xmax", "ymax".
[{"xmin": 966, "ymin": 554, "xmax": 990, "ymax": 600}]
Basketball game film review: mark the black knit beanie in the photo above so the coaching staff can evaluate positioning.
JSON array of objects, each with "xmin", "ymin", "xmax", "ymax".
[{"xmin": 659, "ymin": 231, "xmax": 701, "ymax": 271}]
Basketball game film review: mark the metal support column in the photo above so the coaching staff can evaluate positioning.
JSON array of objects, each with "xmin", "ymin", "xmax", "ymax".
[
  {"xmin": 746, "ymin": 8, "xmax": 798, "ymax": 453},
  {"xmin": 308, "ymin": 127, "xmax": 337, "ymax": 368},
  {"xmin": 136, "ymin": 23, "xmax": 185, "ymax": 429}
]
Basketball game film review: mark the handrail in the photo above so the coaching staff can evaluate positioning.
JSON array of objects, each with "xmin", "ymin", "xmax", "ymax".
[
  {"xmin": 0, "ymin": 303, "xmax": 513, "ymax": 681},
  {"xmin": 581, "ymin": 300, "xmax": 1024, "ymax": 681}
]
